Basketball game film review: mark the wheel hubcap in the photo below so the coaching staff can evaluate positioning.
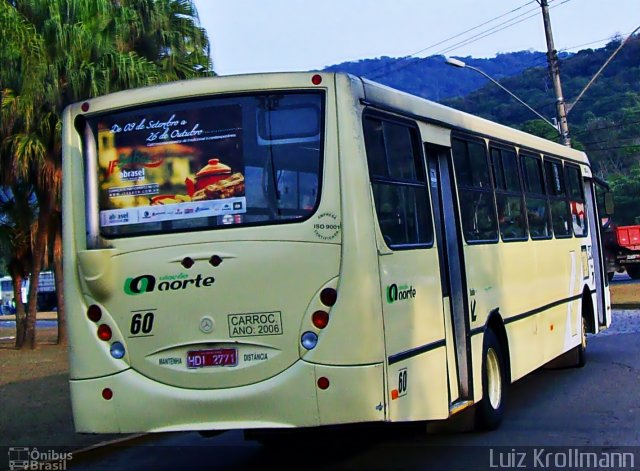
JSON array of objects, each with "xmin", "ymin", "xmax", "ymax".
[{"xmin": 487, "ymin": 348, "xmax": 502, "ymax": 409}]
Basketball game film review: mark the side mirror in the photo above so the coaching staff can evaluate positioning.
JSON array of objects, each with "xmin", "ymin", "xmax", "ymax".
[{"xmin": 604, "ymin": 192, "xmax": 615, "ymax": 216}]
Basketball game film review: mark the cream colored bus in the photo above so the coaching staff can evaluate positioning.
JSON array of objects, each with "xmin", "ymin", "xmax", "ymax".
[{"xmin": 62, "ymin": 72, "xmax": 610, "ymax": 435}]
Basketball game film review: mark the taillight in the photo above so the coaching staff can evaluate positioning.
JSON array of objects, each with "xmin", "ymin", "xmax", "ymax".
[
  {"xmin": 97, "ymin": 324, "xmax": 112, "ymax": 341},
  {"xmin": 102, "ymin": 388, "xmax": 113, "ymax": 400},
  {"xmin": 317, "ymin": 377, "xmax": 330, "ymax": 390},
  {"xmin": 312, "ymin": 310, "xmax": 329, "ymax": 329},
  {"xmin": 320, "ymin": 288, "xmax": 337, "ymax": 307},
  {"xmin": 87, "ymin": 305, "xmax": 102, "ymax": 322}
]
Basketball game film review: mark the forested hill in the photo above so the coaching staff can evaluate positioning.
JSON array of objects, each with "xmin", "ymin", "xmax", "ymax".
[
  {"xmin": 323, "ymin": 36, "xmax": 640, "ymax": 224},
  {"xmin": 323, "ymin": 50, "xmax": 550, "ymax": 101}
]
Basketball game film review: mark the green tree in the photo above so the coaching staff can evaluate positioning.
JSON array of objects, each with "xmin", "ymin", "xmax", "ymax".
[
  {"xmin": 0, "ymin": 184, "xmax": 37, "ymax": 347},
  {"xmin": 0, "ymin": 0, "xmax": 212, "ymax": 348},
  {"xmin": 608, "ymin": 163, "xmax": 640, "ymax": 225}
]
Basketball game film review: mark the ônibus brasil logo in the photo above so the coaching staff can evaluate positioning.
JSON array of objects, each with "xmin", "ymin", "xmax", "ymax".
[{"xmin": 124, "ymin": 273, "xmax": 214, "ymax": 295}]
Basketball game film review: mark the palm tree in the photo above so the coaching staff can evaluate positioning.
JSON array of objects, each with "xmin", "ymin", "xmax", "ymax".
[
  {"xmin": 0, "ymin": 184, "xmax": 37, "ymax": 347},
  {"xmin": 0, "ymin": 0, "xmax": 212, "ymax": 348}
]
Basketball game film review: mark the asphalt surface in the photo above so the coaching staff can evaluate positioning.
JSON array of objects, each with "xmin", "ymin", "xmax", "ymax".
[{"xmin": 61, "ymin": 308, "xmax": 640, "ymax": 471}]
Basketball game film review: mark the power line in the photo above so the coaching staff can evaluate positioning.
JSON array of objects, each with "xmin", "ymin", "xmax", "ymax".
[
  {"xmin": 371, "ymin": 8, "xmax": 541, "ymax": 79},
  {"xmin": 372, "ymin": 0, "xmax": 571, "ymax": 81},
  {"xmin": 434, "ymin": 2, "xmax": 572, "ymax": 57},
  {"xmin": 435, "ymin": 11, "xmax": 542, "ymax": 58},
  {"xmin": 365, "ymin": 0, "xmax": 537, "ymax": 79},
  {"xmin": 397, "ymin": 1, "xmax": 539, "ymax": 60},
  {"xmin": 585, "ymin": 144, "xmax": 640, "ymax": 152},
  {"xmin": 581, "ymin": 136, "xmax": 640, "ymax": 146},
  {"xmin": 569, "ymin": 119, "xmax": 640, "ymax": 139}
]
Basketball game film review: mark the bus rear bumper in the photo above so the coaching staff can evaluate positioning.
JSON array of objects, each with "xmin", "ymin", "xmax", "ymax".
[{"xmin": 69, "ymin": 360, "xmax": 385, "ymax": 433}]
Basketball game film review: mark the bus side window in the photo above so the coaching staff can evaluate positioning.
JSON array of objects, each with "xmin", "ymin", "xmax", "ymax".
[
  {"xmin": 565, "ymin": 165, "xmax": 588, "ymax": 237},
  {"xmin": 452, "ymin": 137, "xmax": 498, "ymax": 243},
  {"xmin": 521, "ymin": 153, "xmax": 552, "ymax": 240},
  {"xmin": 544, "ymin": 158, "xmax": 572, "ymax": 238},
  {"xmin": 490, "ymin": 145, "xmax": 527, "ymax": 241},
  {"xmin": 363, "ymin": 116, "xmax": 433, "ymax": 249}
]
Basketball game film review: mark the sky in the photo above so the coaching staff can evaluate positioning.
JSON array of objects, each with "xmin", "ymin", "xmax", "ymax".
[{"xmin": 192, "ymin": 0, "xmax": 639, "ymax": 76}]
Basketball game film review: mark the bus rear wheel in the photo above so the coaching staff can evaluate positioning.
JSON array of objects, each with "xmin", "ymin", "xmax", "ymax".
[
  {"xmin": 574, "ymin": 316, "xmax": 587, "ymax": 368},
  {"xmin": 475, "ymin": 329, "xmax": 507, "ymax": 431}
]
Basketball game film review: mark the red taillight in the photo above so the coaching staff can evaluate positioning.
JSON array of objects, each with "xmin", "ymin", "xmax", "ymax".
[
  {"xmin": 87, "ymin": 305, "xmax": 102, "ymax": 322},
  {"xmin": 81, "ymin": 102, "xmax": 90, "ymax": 112},
  {"xmin": 312, "ymin": 74, "xmax": 322, "ymax": 85},
  {"xmin": 102, "ymin": 388, "xmax": 113, "ymax": 400},
  {"xmin": 97, "ymin": 324, "xmax": 112, "ymax": 341},
  {"xmin": 317, "ymin": 377, "xmax": 330, "ymax": 390},
  {"xmin": 312, "ymin": 310, "xmax": 329, "ymax": 329},
  {"xmin": 320, "ymin": 288, "xmax": 337, "ymax": 307}
]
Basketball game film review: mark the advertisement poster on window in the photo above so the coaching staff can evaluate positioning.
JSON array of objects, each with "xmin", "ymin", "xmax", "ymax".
[{"xmin": 95, "ymin": 104, "xmax": 246, "ymax": 228}]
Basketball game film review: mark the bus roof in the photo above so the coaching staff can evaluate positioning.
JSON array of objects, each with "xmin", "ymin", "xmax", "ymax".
[
  {"xmin": 67, "ymin": 71, "xmax": 589, "ymax": 166},
  {"xmin": 357, "ymin": 75, "xmax": 589, "ymax": 165}
]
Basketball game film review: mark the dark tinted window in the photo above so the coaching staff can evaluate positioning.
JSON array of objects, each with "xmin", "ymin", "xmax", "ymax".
[
  {"xmin": 491, "ymin": 146, "xmax": 527, "ymax": 241},
  {"xmin": 565, "ymin": 165, "xmax": 588, "ymax": 237},
  {"xmin": 521, "ymin": 153, "xmax": 552, "ymax": 239},
  {"xmin": 452, "ymin": 137, "xmax": 498, "ymax": 242},
  {"xmin": 91, "ymin": 92, "xmax": 323, "ymax": 238},
  {"xmin": 364, "ymin": 116, "xmax": 433, "ymax": 248},
  {"xmin": 544, "ymin": 158, "xmax": 571, "ymax": 238}
]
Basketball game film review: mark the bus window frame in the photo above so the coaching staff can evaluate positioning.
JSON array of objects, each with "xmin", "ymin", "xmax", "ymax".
[
  {"xmin": 543, "ymin": 156, "xmax": 573, "ymax": 239},
  {"xmin": 520, "ymin": 151, "xmax": 553, "ymax": 241},
  {"xmin": 362, "ymin": 110, "xmax": 435, "ymax": 251},
  {"xmin": 564, "ymin": 162, "xmax": 589, "ymax": 238},
  {"xmin": 489, "ymin": 142, "xmax": 528, "ymax": 243},
  {"xmin": 82, "ymin": 90, "xmax": 327, "ymax": 241},
  {"xmin": 450, "ymin": 132, "xmax": 499, "ymax": 245}
]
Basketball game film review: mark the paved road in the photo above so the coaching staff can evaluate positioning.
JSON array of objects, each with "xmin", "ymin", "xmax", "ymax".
[{"xmin": 68, "ymin": 311, "xmax": 640, "ymax": 471}]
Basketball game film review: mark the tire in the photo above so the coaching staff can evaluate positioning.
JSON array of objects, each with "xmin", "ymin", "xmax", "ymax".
[
  {"xmin": 475, "ymin": 329, "xmax": 507, "ymax": 431},
  {"xmin": 575, "ymin": 316, "xmax": 587, "ymax": 368},
  {"xmin": 626, "ymin": 265, "xmax": 640, "ymax": 280}
]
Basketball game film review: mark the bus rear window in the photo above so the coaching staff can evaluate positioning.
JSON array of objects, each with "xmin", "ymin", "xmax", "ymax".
[{"xmin": 88, "ymin": 92, "xmax": 324, "ymax": 237}]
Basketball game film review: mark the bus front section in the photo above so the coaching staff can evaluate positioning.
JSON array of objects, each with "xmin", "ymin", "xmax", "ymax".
[{"xmin": 63, "ymin": 74, "xmax": 385, "ymax": 434}]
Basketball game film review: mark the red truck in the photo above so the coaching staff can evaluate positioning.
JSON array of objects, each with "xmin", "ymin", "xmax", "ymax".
[{"xmin": 604, "ymin": 222, "xmax": 640, "ymax": 280}]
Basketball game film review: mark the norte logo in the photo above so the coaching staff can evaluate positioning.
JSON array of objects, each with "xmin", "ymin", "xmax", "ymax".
[
  {"xmin": 386, "ymin": 283, "xmax": 416, "ymax": 304},
  {"xmin": 124, "ymin": 273, "xmax": 214, "ymax": 295}
]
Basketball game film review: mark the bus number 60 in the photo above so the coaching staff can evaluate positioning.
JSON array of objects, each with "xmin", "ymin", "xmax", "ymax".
[{"xmin": 130, "ymin": 312, "xmax": 154, "ymax": 335}]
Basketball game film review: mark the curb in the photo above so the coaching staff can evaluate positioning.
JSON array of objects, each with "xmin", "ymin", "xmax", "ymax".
[{"xmin": 612, "ymin": 304, "xmax": 640, "ymax": 310}]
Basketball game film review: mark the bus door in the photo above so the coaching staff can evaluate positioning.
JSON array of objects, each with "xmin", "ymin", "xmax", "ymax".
[
  {"xmin": 364, "ymin": 115, "xmax": 449, "ymax": 421},
  {"xmin": 584, "ymin": 177, "xmax": 610, "ymax": 328},
  {"xmin": 425, "ymin": 143, "xmax": 473, "ymax": 406}
]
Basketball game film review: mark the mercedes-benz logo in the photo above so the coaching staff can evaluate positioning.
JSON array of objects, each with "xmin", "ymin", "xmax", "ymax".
[{"xmin": 200, "ymin": 316, "xmax": 214, "ymax": 333}]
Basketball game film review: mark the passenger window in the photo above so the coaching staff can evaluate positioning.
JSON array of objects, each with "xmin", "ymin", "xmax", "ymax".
[
  {"xmin": 544, "ymin": 158, "xmax": 572, "ymax": 238},
  {"xmin": 363, "ymin": 116, "xmax": 433, "ymax": 249},
  {"xmin": 491, "ymin": 146, "xmax": 527, "ymax": 241},
  {"xmin": 452, "ymin": 137, "xmax": 498, "ymax": 243},
  {"xmin": 521, "ymin": 153, "xmax": 552, "ymax": 240},
  {"xmin": 565, "ymin": 165, "xmax": 588, "ymax": 237}
]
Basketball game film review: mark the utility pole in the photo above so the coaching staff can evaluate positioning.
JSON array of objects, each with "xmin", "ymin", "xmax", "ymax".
[{"xmin": 538, "ymin": 0, "xmax": 571, "ymax": 147}]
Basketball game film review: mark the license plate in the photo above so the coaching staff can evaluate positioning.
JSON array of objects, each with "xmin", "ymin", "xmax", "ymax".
[{"xmin": 186, "ymin": 348, "xmax": 238, "ymax": 369}]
